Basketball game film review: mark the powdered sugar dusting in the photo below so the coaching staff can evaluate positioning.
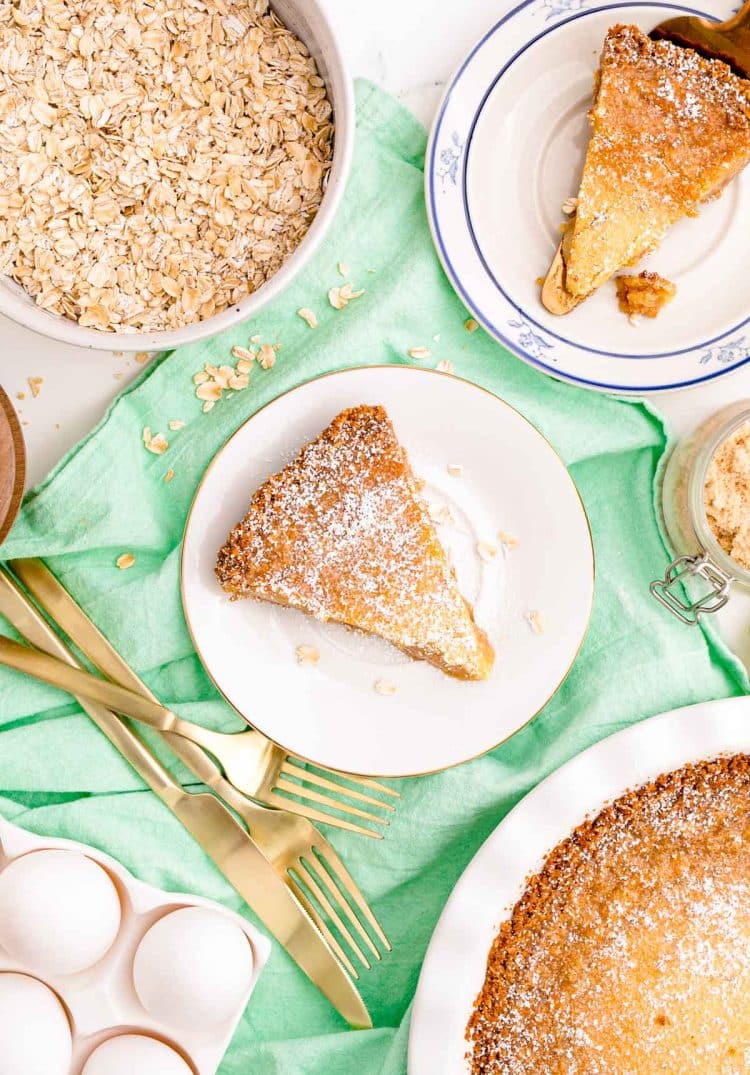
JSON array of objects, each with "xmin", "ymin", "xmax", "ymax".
[
  {"xmin": 565, "ymin": 24, "xmax": 750, "ymax": 298},
  {"xmin": 468, "ymin": 754, "xmax": 750, "ymax": 1072},
  {"xmin": 215, "ymin": 405, "xmax": 494, "ymax": 680}
]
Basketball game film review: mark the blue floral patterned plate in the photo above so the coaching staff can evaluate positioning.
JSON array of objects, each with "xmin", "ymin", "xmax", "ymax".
[{"xmin": 426, "ymin": 0, "xmax": 750, "ymax": 394}]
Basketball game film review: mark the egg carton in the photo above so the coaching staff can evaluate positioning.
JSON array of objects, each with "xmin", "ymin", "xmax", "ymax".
[{"xmin": 0, "ymin": 814, "xmax": 271, "ymax": 1075}]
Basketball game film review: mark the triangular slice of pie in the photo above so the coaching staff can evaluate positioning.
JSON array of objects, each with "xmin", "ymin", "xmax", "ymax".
[
  {"xmin": 542, "ymin": 24, "xmax": 750, "ymax": 314},
  {"xmin": 216, "ymin": 405, "xmax": 495, "ymax": 681}
]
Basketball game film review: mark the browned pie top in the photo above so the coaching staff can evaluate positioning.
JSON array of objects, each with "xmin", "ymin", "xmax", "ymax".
[
  {"xmin": 467, "ymin": 754, "xmax": 750, "ymax": 1073},
  {"xmin": 215, "ymin": 404, "xmax": 494, "ymax": 680},
  {"xmin": 560, "ymin": 25, "xmax": 750, "ymax": 300}
]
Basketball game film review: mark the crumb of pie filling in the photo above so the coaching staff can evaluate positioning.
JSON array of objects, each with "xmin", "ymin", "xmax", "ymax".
[
  {"xmin": 704, "ymin": 420, "xmax": 750, "ymax": 571},
  {"xmin": 615, "ymin": 271, "xmax": 676, "ymax": 318}
]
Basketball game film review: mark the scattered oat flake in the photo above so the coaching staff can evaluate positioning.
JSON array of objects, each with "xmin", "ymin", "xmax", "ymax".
[
  {"xmin": 408, "ymin": 346, "xmax": 431, "ymax": 360},
  {"xmin": 430, "ymin": 503, "xmax": 454, "ymax": 526},
  {"xmin": 258, "ymin": 344, "xmax": 276, "ymax": 370},
  {"xmin": 250, "ymin": 335, "xmax": 262, "ymax": 344},
  {"xmin": 208, "ymin": 364, "xmax": 234, "ymax": 388},
  {"xmin": 374, "ymin": 679, "xmax": 397, "ymax": 696},
  {"xmin": 436, "ymin": 359, "xmax": 454, "ymax": 374},
  {"xmin": 193, "ymin": 371, "xmax": 209, "ymax": 385},
  {"xmin": 135, "ymin": 353, "xmax": 150, "ymax": 364},
  {"xmin": 296, "ymin": 644, "xmax": 320, "ymax": 667},
  {"xmin": 328, "ymin": 283, "xmax": 364, "ymax": 310},
  {"xmin": 498, "ymin": 530, "xmax": 520, "ymax": 551},
  {"xmin": 142, "ymin": 427, "xmax": 168, "ymax": 455},
  {"xmin": 196, "ymin": 381, "xmax": 222, "ymax": 403},
  {"xmin": 113, "ymin": 371, "xmax": 124, "ymax": 380},
  {"xmin": 116, "ymin": 553, "xmax": 135, "ymax": 570},
  {"xmin": 164, "ymin": 468, "xmax": 175, "ymax": 483},
  {"xmin": 16, "ymin": 392, "xmax": 25, "ymax": 401},
  {"xmin": 168, "ymin": 420, "xmax": 185, "ymax": 431},
  {"xmin": 477, "ymin": 541, "xmax": 498, "ymax": 562},
  {"xmin": 202, "ymin": 400, "xmax": 216, "ymax": 413},
  {"xmin": 464, "ymin": 318, "xmax": 479, "ymax": 333},
  {"xmin": 527, "ymin": 610, "xmax": 545, "ymax": 635},
  {"xmin": 328, "ymin": 286, "xmax": 347, "ymax": 310},
  {"xmin": 231, "ymin": 345, "xmax": 255, "ymax": 364},
  {"xmin": 27, "ymin": 377, "xmax": 43, "ymax": 398},
  {"xmin": 235, "ymin": 358, "xmax": 253, "ymax": 374},
  {"xmin": 297, "ymin": 307, "xmax": 318, "ymax": 329},
  {"xmin": 562, "ymin": 196, "xmax": 578, "ymax": 215},
  {"xmin": 447, "ymin": 463, "xmax": 463, "ymax": 477},
  {"xmin": 337, "ymin": 261, "xmax": 349, "ymax": 276}
]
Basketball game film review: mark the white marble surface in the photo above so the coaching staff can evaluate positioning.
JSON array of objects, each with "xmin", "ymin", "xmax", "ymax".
[{"xmin": 0, "ymin": 0, "xmax": 747, "ymax": 667}]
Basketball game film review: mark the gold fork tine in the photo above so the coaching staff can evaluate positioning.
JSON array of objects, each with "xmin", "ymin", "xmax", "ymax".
[
  {"xmin": 290, "ymin": 862, "xmax": 371, "ymax": 970},
  {"xmin": 274, "ymin": 777, "xmax": 391, "ymax": 826},
  {"xmin": 280, "ymin": 761, "xmax": 397, "ymax": 811},
  {"xmin": 264, "ymin": 791, "xmax": 383, "ymax": 839},
  {"xmin": 286, "ymin": 886, "xmax": 359, "ymax": 980},
  {"xmin": 312, "ymin": 841, "xmax": 392, "ymax": 952},
  {"xmin": 305, "ymin": 853, "xmax": 381, "ymax": 961},
  {"xmin": 327, "ymin": 772, "xmax": 401, "ymax": 799}
]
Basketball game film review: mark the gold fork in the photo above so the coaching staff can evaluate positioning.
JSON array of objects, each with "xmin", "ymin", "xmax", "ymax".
[
  {"xmin": 11, "ymin": 558, "xmax": 399, "ymax": 839},
  {"xmin": 0, "ymin": 566, "xmax": 374, "ymax": 1024},
  {"xmin": 3, "ymin": 559, "xmax": 391, "ymax": 978}
]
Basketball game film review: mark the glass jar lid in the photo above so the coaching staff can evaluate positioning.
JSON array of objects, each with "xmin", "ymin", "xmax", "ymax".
[{"xmin": 654, "ymin": 402, "xmax": 750, "ymax": 624}]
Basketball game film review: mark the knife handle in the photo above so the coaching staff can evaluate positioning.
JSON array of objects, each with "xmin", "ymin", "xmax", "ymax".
[{"xmin": 0, "ymin": 569, "xmax": 183, "ymax": 805}]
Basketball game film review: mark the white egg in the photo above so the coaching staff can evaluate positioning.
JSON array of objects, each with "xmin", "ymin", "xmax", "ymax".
[
  {"xmin": 133, "ymin": 906, "xmax": 254, "ymax": 1030},
  {"xmin": 81, "ymin": 1034, "xmax": 193, "ymax": 1075},
  {"xmin": 0, "ymin": 849, "xmax": 121, "ymax": 975},
  {"xmin": 0, "ymin": 972, "xmax": 73, "ymax": 1075}
]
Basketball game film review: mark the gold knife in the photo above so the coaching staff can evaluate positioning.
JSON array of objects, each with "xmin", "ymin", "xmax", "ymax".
[{"xmin": 0, "ymin": 566, "xmax": 371, "ymax": 1029}]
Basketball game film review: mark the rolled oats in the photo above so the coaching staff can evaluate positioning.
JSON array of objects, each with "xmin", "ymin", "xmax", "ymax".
[
  {"xmin": 374, "ymin": 679, "xmax": 397, "ymax": 696},
  {"xmin": 0, "ymin": 0, "xmax": 333, "ymax": 333},
  {"xmin": 231, "ymin": 346, "xmax": 256, "ymax": 364},
  {"xmin": 328, "ymin": 283, "xmax": 364, "ymax": 310},
  {"xmin": 258, "ymin": 343, "xmax": 276, "ymax": 369},
  {"xmin": 142, "ymin": 427, "xmax": 168, "ymax": 454}
]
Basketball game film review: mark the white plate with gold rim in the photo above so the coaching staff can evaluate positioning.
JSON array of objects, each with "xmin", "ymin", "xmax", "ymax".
[
  {"xmin": 426, "ymin": 0, "xmax": 750, "ymax": 393},
  {"xmin": 408, "ymin": 696, "xmax": 750, "ymax": 1072},
  {"xmin": 180, "ymin": 366, "xmax": 594, "ymax": 777}
]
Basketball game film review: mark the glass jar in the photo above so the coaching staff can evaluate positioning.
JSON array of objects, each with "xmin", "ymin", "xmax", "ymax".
[{"xmin": 654, "ymin": 400, "xmax": 750, "ymax": 624}]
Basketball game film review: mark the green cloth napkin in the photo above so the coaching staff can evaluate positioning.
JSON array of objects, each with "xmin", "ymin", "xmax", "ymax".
[{"xmin": 0, "ymin": 81, "xmax": 747, "ymax": 1073}]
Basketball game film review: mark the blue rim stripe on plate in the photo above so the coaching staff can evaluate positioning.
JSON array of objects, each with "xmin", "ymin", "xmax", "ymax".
[
  {"xmin": 461, "ymin": 3, "xmax": 745, "ymax": 361},
  {"xmin": 426, "ymin": 0, "xmax": 750, "ymax": 393}
]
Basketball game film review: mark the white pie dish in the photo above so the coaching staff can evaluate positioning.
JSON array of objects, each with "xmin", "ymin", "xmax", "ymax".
[
  {"xmin": 180, "ymin": 365, "xmax": 594, "ymax": 777},
  {"xmin": 408, "ymin": 695, "xmax": 750, "ymax": 1073},
  {"xmin": 0, "ymin": 0, "xmax": 353, "ymax": 353}
]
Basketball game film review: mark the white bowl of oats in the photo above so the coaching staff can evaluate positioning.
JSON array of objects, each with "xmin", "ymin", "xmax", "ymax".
[{"xmin": 0, "ymin": 0, "xmax": 352, "ymax": 351}]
